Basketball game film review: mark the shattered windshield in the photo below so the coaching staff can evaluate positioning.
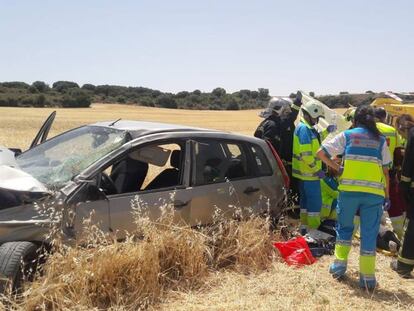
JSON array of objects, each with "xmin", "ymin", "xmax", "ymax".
[{"xmin": 16, "ymin": 126, "xmax": 128, "ymax": 189}]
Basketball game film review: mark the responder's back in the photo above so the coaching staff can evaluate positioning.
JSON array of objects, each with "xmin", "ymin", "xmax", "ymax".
[{"xmin": 339, "ymin": 127, "xmax": 387, "ymax": 197}]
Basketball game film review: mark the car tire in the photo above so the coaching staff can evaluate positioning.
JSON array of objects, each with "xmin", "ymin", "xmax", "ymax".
[{"xmin": 0, "ymin": 241, "xmax": 38, "ymax": 294}]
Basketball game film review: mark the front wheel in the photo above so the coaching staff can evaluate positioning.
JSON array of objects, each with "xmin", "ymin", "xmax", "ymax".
[{"xmin": 0, "ymin": 241, "xmax": 38, "ymax": 293}]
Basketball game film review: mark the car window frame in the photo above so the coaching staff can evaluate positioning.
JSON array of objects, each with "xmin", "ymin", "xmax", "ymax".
[
  {"xmin": 246, "ymin": 142, "xmax": 274, "ymax": 177},
  {"xmin": 83, "ymin": 138, "xmax": 191, "ymax": 199},
  {"xmin": 189, "ymin": 138, "xmax": 256, "ymax": 187}
]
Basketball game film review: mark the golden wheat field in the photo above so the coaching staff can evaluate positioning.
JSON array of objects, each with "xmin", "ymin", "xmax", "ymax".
[{"xmin": 0, "ymin": 104, "xmax": 413, "ymax": 311}]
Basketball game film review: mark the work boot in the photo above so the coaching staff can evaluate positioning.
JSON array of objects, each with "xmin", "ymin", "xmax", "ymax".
[
  {"xmin": 329, "ymin": 262, "xmax": 347, "ymax": 279},
  {"xmin": 359, "ymin": 276, "xmax": 377, "ymax": 290},
  {"xmin": 390, "ymin": 260, "xmax": 414, "ymax": 279}
]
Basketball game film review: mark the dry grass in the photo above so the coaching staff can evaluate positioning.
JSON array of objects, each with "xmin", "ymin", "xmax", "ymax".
[
  {"xmin": 0, "ymin": 105, "xmax": 413, "ymax": 310},
  {"xmin": 2, "ymin": 206, "xmax": 275, "ymax": 310},
  {"xmin": 156, "ymin": 247, "xmax": 414, "ymax": 311},
  {"xmin": 0, "ymin": 104, "xmax": 262, "ymax": 150}
]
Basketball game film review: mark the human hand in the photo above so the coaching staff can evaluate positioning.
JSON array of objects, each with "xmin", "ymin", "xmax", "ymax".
[
  {"xmin": 338, "ymin": 165, "xmax": 344, "ymax": 175},
  {"xmin": 316, "ymin": 170, "xmax": 326, "ymax": 179},
  {"xmin": 326, "ymin": 125, "xmax": 337, "ymax": 133},
  {"xmin": 383, "ymin": 198, "xmax": 391, "ymax": 211}
]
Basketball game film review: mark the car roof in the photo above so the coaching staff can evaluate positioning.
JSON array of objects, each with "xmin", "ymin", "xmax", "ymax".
[{"xmin": 91, "ymin": 120, "xmax": 220, "ymax": 138}]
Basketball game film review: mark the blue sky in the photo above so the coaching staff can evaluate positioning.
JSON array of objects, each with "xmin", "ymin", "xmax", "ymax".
[{"xmin": 0, "ymin": 0, "xmax": 413, "ymax": 96}]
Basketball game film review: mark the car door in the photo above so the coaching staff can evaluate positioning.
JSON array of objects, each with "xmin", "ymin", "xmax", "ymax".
[
  {"xmin": 188, "ymin": 139, "xmax": 254, "ymax": 226},
  {"xmin": 29, "ymin": 111, "xmax": 56, "ymax": 149},
  {"xmin": 66, "ymin": 182, "xmax": 112, "ymax": 242},
  {"xmin": 247, "ymin": 142, "xmax": 286, "ymax": 216},
  {"xmin": 105, "ymin": 140, "xmax": 192, "ymax": 239}
]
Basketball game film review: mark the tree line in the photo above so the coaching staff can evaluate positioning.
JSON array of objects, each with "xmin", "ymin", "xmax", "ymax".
[{"xmin": 1, "ymin": 81, "xmax": 413, "ymax": 110}]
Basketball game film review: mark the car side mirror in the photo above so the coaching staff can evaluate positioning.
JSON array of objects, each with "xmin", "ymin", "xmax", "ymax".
[{"xmin": 9, "ymin": 148, "xmax": 22, "ymax": 156}]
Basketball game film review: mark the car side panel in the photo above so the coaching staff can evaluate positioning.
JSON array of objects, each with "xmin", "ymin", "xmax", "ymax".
[
  {"xmin": 107, "ymin": 188, "xmax": 191, "ymax": 239},
  {"xmin": 74, "ymin": 199, "xmax": 111, "ymax": 242}
]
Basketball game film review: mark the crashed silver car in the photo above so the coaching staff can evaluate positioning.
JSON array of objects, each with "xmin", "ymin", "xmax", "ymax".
[{"xmin": 0, "ymin": 112, "xmax": 288, "ymax": 291}]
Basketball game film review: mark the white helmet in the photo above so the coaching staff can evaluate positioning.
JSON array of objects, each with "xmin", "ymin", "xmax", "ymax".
[
  {"xmin": 301, "ymin": 100, "xmax": 325, "ymax": 119},
  {"xmin": 259, "ymin": 97, "xmax": 292, "ymax": 118}
]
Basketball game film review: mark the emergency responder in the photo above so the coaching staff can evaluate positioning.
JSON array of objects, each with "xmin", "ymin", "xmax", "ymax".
[
  {"xmin": 320, "ymin": 167, "xmax": 339, "ymax": 221},
  {"xmin": 317, "ymin": 105, "xmax": 391, "ymax": 289},
  {"xmin": 255, "ymin": 92, "xmax": 302, "ymax": 216},
  {"xmin": 391, "ymin": 114, "xmax": 414, "ymax": 278},
  {"xmin": 374, "ymin": 107, "xmax": 406, "ymax": 239},
  {"xmin": 292, "ymin": 99, "xmax": 326, "ymax": 230}
]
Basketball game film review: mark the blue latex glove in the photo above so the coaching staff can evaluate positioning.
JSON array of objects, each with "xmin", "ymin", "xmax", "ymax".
[
  {"xmin": 316, "ymin": 170, "xmax": 326, "ymax": 179},
  {"xmin": 383, "ymin": 198, "xmax": 391, "ymax": 211},
  {"xmin": 338, "ymin": 166, "xmax": 344, "ymax": 175},
  {"xmin": 326, "ymin": 125, "xmax": 337, "ymax": 133}
]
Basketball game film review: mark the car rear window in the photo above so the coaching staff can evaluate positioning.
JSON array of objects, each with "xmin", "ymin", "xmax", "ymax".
[
  {"xmin": 193, "ymin": 140, "xmax": 250, "ymax": 185},
  {"xmin": 249, "ymin": 144, "xmax": 273, "ymax": 176}
]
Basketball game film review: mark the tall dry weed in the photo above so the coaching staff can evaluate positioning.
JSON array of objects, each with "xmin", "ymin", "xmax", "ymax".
[{"xmin": 3, "ymin": 199, "xmax": 275, "ymax": 310}]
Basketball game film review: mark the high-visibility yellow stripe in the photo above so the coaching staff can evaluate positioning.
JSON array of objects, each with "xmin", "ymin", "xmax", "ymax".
[{"xmin": 360, "ymin": 255, "xmax": 376, "ymax": 276}]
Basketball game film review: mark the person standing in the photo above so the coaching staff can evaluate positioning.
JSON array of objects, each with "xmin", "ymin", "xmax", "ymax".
[
  {"xmin": 292, "ymin": 100, "xmax": 326, "ymax": 230},
  {"xmin": 391, "ymin": 114, "xmax": 414, "ymax": 278},
  {"xmin": 255, "ymin": 92, "xmax": 302, "ymax": 215},
  {"xmin": 374, "ymin": 107, "xmax": 406, "ymax": 238},
  {"xmin": 317, "ymin": 105, "xmax": 391, "ymax": 289}
]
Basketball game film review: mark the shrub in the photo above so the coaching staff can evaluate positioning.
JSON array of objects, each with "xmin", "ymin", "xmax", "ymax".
[
  {"xmin": 0, "ymin": 81, "xmax": 30, "ymax": 89},
  {"xmin": 156, "ymin": 95, "xmax": 177, "ymax": 109},
  {"xmin": 32, "ymin": 81, "xmax": 49, "ymax": 92},
  {"xmin": 52, "ymin": 81, "xmax": 80, "ymax": 92},
  {"xmin": 226, "ymin": 102, "xmax": 240, "ymax": 110},
  {"xmin": 81, "ymin": 83, "xmax": 96, "ymax": 91},
  {"xmin": 212, "ymin": 87, "xmax": 226, "ymax": 97},
  {"xmin": 61, "ymin": 89, "xmax": 91, "ymax": 108}
]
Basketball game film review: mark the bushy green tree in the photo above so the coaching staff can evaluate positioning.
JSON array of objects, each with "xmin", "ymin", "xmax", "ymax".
[
  {"xmin": 52, "ymin": 81, "xmax": 80, "ymax": 92},
  {"xmin": 258, "ymin": 88, "xmax": 269, "ymax": 100},
  {"xmin": 32, "ymin": 81, "xmax": 49, "ymax": 92},
  {"xmin": 156, "ymin": 95, "xmax": 177, "ymax": 109},
  {"xmin": 62, "ymin": 89, "xmax": 91, "ymax": 108},
  {"xmin": 212, "ymin": 87, "xmax": 226, "ymax": 97},
  {"xmin": 0, "ymin": 82, "xmax": 30, "ymax": 89},
  {"xmin": 82, "ymin": 83, "xmax": 96, "ymax": 91}
]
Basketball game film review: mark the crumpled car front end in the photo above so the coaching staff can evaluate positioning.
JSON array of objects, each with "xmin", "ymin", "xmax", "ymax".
[{"xmin": 0, "ymin": 163, "xmax": 56, "ymax": 244}]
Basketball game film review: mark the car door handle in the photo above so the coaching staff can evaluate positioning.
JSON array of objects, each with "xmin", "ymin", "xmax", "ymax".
[
  {"xmin": 173, "ymin": 200, "xmax": 190, "ymax": 209},
  {"xmin": 244, "ymin": 187, "xmax": 260, "ymax": 194}
]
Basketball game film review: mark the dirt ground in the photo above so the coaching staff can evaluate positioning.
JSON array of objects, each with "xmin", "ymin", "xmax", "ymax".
[{"xmin": 0, "ymin": 104, "xmax": 413, "ymax": 310}]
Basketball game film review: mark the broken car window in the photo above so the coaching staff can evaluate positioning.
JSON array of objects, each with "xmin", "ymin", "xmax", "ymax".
[{"xmin": 16, "ymin": 126, "xmax": 128, "ymax": 189}]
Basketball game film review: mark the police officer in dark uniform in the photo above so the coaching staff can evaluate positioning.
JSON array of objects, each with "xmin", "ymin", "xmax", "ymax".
[{"xmin": 254, "ymin": 92, "xmax": 302, "ymax": 215}]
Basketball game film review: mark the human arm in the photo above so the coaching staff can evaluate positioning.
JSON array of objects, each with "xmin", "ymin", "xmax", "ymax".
[
  {"xmin": 383, "ymin": 167, "xmax": 390, "ymax": 199},
  {"xmin": 317, "ymin": 148, "xmax": 341, "ymax": 173},
  {"xmin": 316, "ymin": 132, "xmax": 346, "ymax": 172},
  {"xmin": 262, "ymin": 120, "xmax": 281, "ymax": 150}
]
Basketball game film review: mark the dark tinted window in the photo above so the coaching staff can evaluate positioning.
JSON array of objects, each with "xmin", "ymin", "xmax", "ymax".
[
  {"xmin": 194, "ymin": 140, "xmax": 250, "ymax": 185},
  {"xmin": 249, "ymin": 144, "xmax": 273, "ymax": 176}
]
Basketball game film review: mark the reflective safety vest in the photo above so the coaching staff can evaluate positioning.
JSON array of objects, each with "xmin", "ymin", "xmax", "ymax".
[
  {"xmin": 321, "ymin": 176, "xmax": 339, "ymax": 220},
  {"xmin": 339, "ymin": 127, "xmax": 387, "ymax": 197},
  {"xmin": 376, "ymin": 122, "xmax": 398, "ymax": 162},
  {"xmin": 292, "ymin": 119, "xmax": 322, "ymax": 181}
]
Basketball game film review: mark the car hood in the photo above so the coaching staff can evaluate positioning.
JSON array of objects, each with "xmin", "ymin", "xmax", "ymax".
[
  {"xmin": 0, "ymin": 165, "xmax": 50, "ymax": 193},
  {"xmin": 0, "ymin": 148, "xmax": 51, "ymax": 210}
]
